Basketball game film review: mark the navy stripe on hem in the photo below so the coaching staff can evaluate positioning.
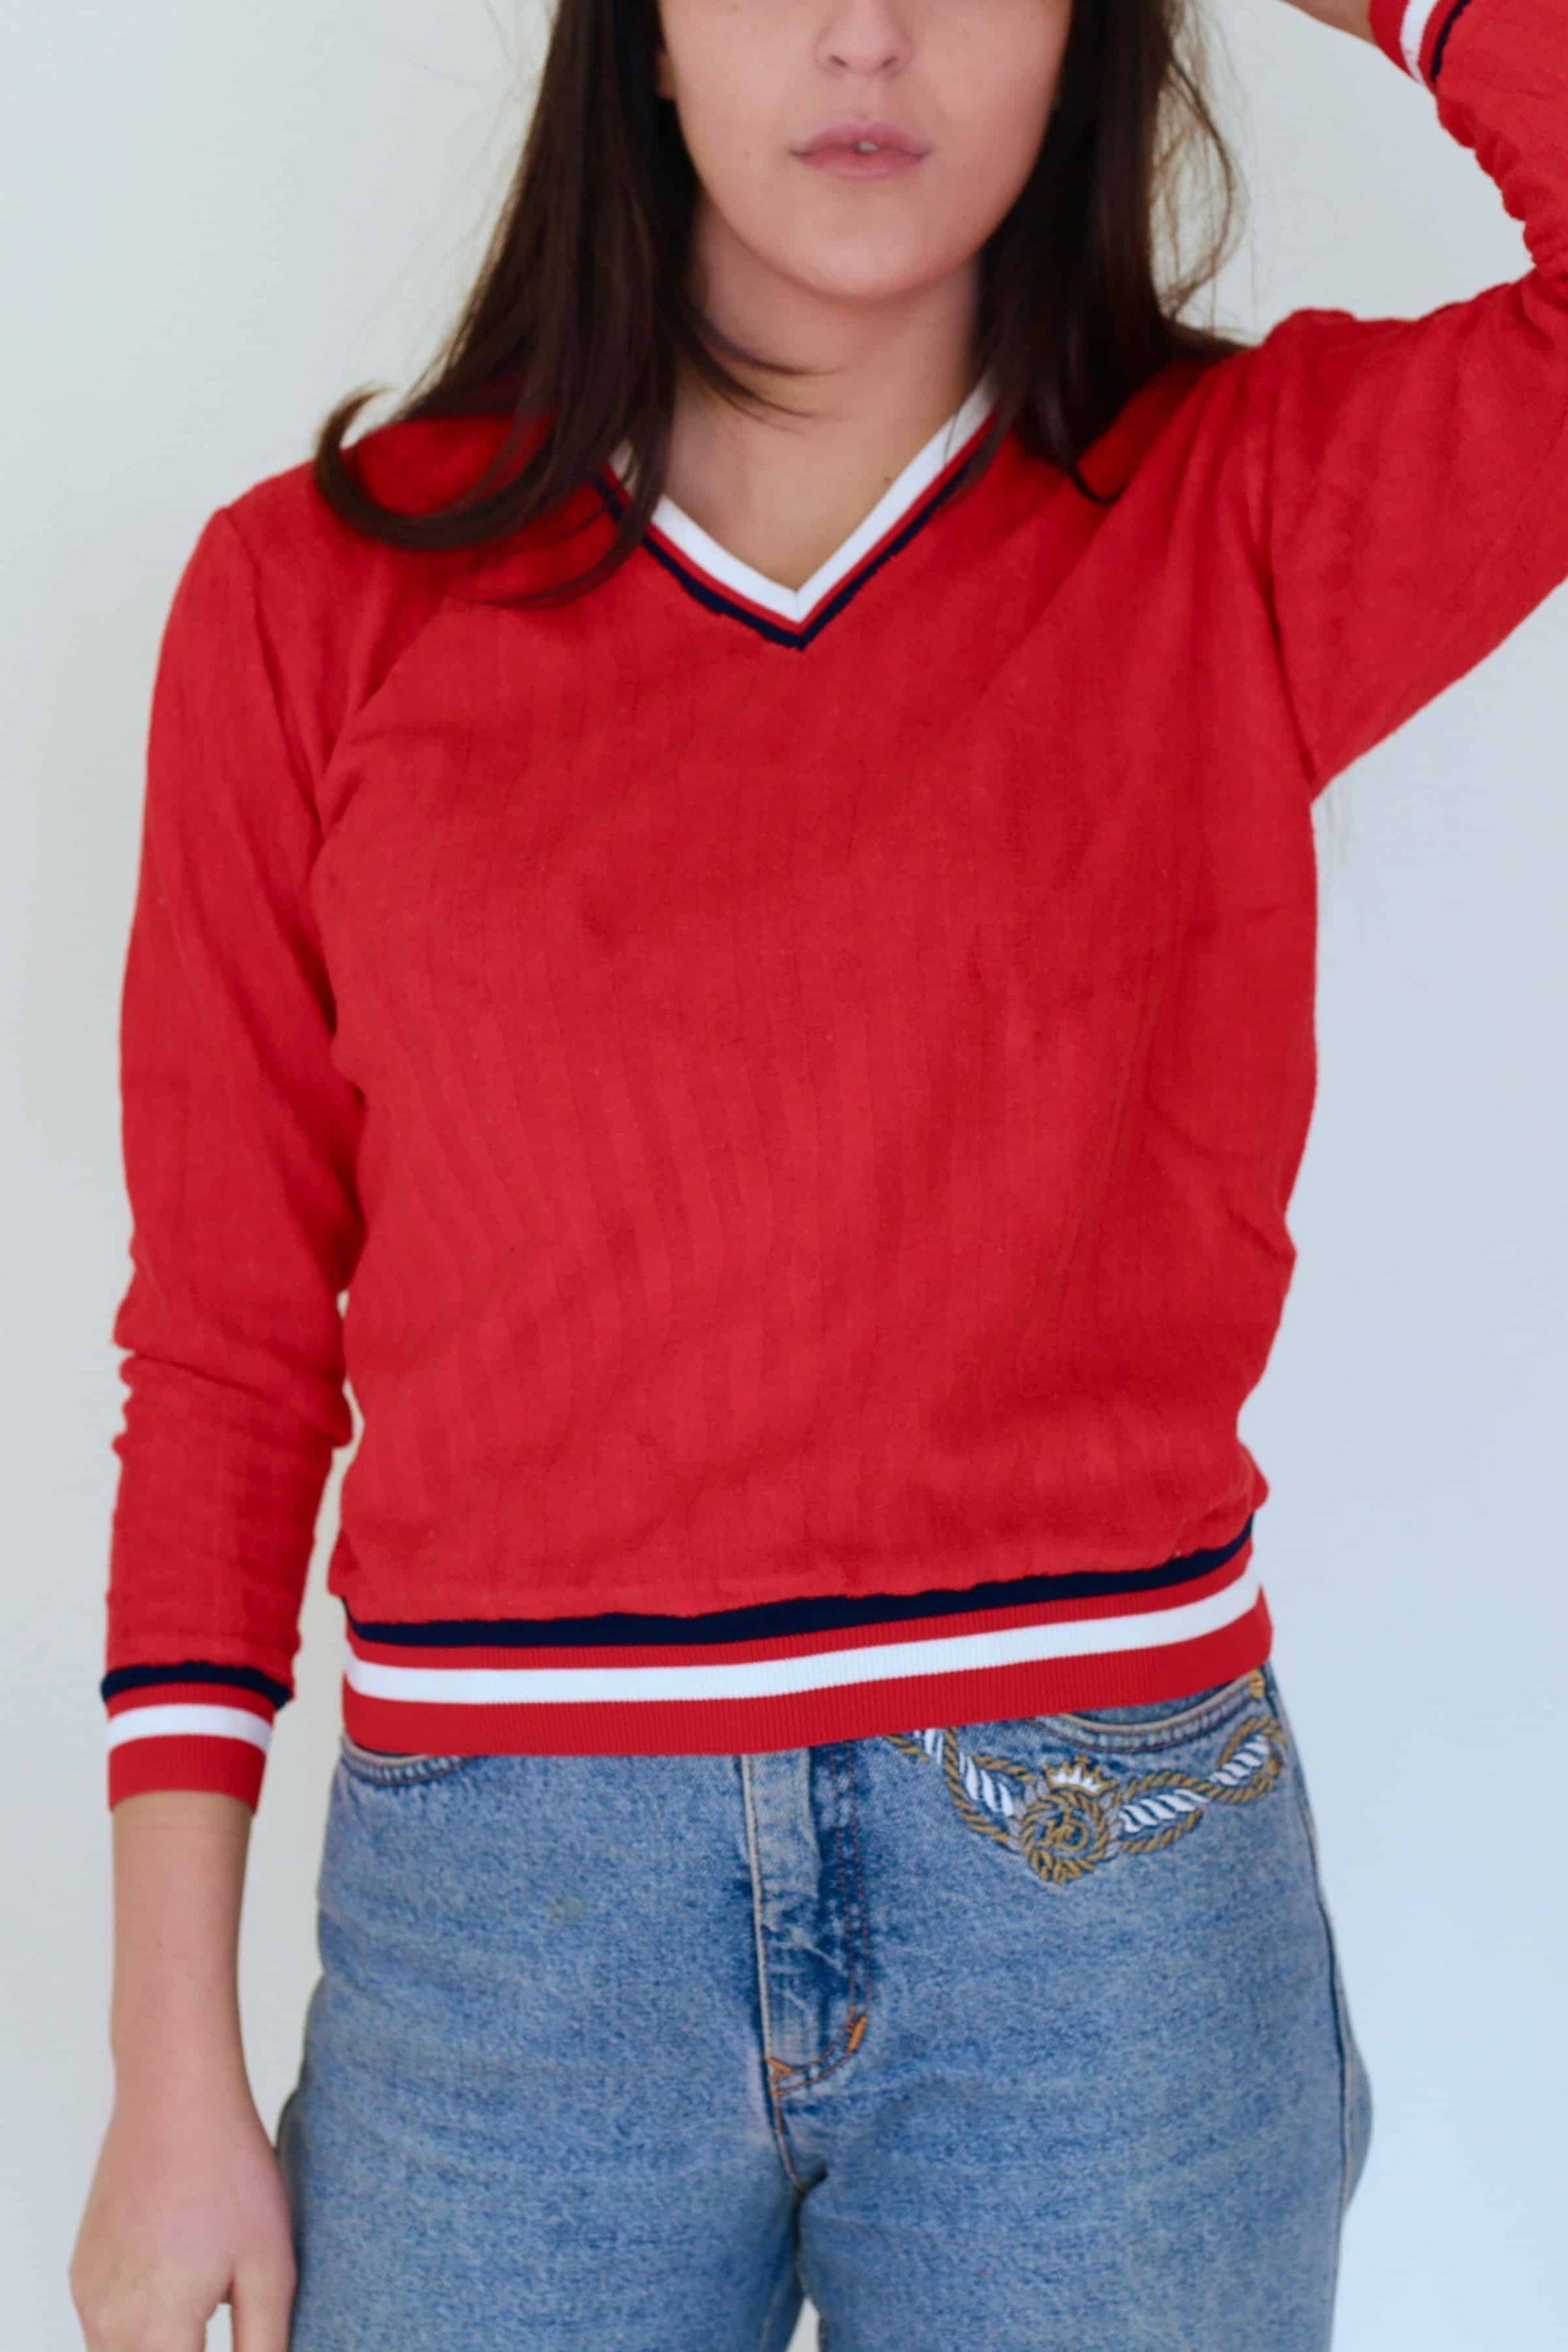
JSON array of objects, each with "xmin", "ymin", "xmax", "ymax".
[
  {"xmin": 100, "ymin": 1660, "xmax": 292, "ymax": 1709},
  {"xmin": 348, "ymin": 1516, "xmax": 1255, "ymax": 1650}
]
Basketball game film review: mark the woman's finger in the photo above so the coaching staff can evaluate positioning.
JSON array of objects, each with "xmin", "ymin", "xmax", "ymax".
[{"xmin": 230, "ymin": 2261, "xmax": 297, "ymax": 2352}]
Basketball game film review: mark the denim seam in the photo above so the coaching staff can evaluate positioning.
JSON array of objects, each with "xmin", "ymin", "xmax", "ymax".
[
  {"xmin": 1273, "ymin": 1679, "xmax": 1355, "ymax": 2250},
  {"xmin": 772, "ymin": 1860, "xmax": 855, "ymax": 2089},
  {"xmin": 1304, "ymin": 1786, "xmax": 1354, "ymax": 2269},
  {"xmin": 768, "ymin": 1747, "xmax": 875, "ymax": 2096},
  {"xmin": 755, "ymin": 2233, "xmax": 804, "ymax": 2352},
  {"xmin": 775, "ymin": 2021, "xmax": 855, "ymax": 2093},
  {"xmin": 839, "ymin": 1738, "xmax": 874, "ymax": 2059},
  {"xmin": 739, "ymin": 1754, "xmax": 809, "ymax": 2191},
  {"xmin": 828, "ymin": 1740, "xmax": 870, "ymax": 2055},
  {"xmin": 804, "ymin": 1745, "xmax": 873, "ymax": 2088}
]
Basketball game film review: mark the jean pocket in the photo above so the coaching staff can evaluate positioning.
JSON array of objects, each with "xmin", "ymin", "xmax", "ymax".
[
  {"xmin": 1027, "ymin": 1667, "xmax": 1271, "ymax": 1753},
  {"xmin": 337, "ymin": 1730, "xmax": 480, "ymax": 1787},
  {"xmin": 883, "ymin": 1667, "xmax": 1290, "ymax": 1887}
]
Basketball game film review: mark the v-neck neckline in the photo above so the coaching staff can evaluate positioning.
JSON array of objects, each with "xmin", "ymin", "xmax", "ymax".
[{"xmin": 601, "ymin": 380, "xmax": 999, "ymax": 649}]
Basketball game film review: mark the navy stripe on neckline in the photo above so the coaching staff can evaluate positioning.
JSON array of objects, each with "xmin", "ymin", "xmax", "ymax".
[
  {"xmin": 593, "ymin": 422, "xmax": 1000, "ymax": 649},
  {"xmin": 100, "ymin": 1659, "xmax": 292, "ymax": 1708},
  {"xmin": 348, "ymin": 1517, "xmax": 1255, "ymax": 1650}
]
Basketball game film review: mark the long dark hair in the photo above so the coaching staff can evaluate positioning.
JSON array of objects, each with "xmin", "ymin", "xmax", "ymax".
[{"xmin": 313, "ymin": 0, "xmax": 1245, "ymax": 594}]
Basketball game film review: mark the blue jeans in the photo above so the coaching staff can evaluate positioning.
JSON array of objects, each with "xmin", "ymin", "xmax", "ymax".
[{"xmin": 276, "ymin": 1661, "xmax": 1372, "ymax": 2350}]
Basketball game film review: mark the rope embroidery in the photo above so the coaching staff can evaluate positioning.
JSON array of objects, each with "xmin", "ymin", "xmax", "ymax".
[{"xmin": 882, "ymin": 1670, "xmax": 1287, "ymax": 1885}]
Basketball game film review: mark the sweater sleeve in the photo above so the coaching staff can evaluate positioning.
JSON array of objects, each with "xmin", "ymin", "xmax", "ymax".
[
  {"xmin": 1238, "ymin": 0, "xmax": 1568, "ymax": 793},
  {"xmin": 102, "ymin": 507, "xmax": 365, "ymax": 1811}
]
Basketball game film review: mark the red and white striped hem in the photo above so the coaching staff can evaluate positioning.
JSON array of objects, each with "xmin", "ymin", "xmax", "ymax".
[{"xmin": 340, "ymin": 1545, "xmax": 1272, "ymax": 1759}]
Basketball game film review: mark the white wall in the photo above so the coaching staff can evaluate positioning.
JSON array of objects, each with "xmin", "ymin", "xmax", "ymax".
[{"xmin": 3, "ymin": 5, "xmax": 1563, "ymax": 2346}]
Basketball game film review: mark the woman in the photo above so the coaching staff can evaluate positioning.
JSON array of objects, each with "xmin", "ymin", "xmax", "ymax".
[{"xmin": 70, "ymin": 0, "xmax": 1566, "ymax": 2342}]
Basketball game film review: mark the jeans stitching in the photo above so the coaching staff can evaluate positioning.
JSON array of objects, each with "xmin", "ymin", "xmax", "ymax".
[
  {"xmin": 740, "ymin": 1754, "xmax": 807, "ymax": 2190},
  {"xmin": 1265, "ymin": 1664, "xmax": 1368, "ymax": 2247},
  {"xmin": 766, "ymin": 1747, "xmax": 875, "ymax": 2096},
  {"xmin": 1023, "ymin": 1670, "xmax": 1268, "ymax": 1753},
  {"xmin": 337, "ymin": 1747, "xmax": 478, "ymax": 1788},
  {"xmin": 831, "ymin": 1741, "xmax": 872, "ymax": 2049},
  {"xmin": 840, "ymin": 1738, "xmax": 874, "ymax": 2058},
  {"xmin": 774, "ymin": 1747, "xmax": 871, "ymax": 2093},
  {"xmin": 755, "ymin": 2216, "xmax": 806, "ymax": 2352},
  {"xmin": 1284, "ymin": 1745, "xmax": 1355, "ymax": 2230}
]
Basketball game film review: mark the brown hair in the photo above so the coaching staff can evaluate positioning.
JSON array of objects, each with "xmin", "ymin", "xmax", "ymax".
[{"xmin": 313, "ymin": 0, "xmax": 1246, "ymax": 594}]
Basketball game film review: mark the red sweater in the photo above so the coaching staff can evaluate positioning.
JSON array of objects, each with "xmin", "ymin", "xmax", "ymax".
[{"xmin": 103, "ymin": 0, "xmax": 1568, "ymax": 1807}]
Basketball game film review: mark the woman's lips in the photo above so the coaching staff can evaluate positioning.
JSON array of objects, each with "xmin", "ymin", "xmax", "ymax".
[{"xmin": 792, "ymin": 122, "xmax": 931, "ymax": 180}]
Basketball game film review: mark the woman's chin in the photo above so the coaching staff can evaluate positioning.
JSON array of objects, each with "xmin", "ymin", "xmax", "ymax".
[{"xmin": 769, "ymin": 240, "xmax": 965, "ymax": 317}]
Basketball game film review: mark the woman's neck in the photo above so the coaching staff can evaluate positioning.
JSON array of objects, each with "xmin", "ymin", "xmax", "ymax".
[{"xmin": 662, "ymin": 214, "xmax": 981, "ymax": 592}]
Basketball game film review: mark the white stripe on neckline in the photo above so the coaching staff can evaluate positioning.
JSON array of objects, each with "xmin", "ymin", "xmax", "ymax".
[
  {"xmin": 342, "ymin": 1558, "xmax": 1261, "ymax": 1708},
  {"xmin": 609, "ymin": 378, "xmax": 997, "ymax": 626}
]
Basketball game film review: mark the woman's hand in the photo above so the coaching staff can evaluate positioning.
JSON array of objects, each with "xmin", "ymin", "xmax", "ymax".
[
  {"xmin": 70, "ymin": 2079, "xmax": 296, "ymax": 2352},
  {"xmin": 69, "ymin": 1789, "xmax": 293, "ymax": 2349}
]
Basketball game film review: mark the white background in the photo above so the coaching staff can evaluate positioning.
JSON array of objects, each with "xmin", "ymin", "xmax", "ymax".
[{"xmin": 3, "ymin": 2, "xmax": 1564, "ymax": 2345}]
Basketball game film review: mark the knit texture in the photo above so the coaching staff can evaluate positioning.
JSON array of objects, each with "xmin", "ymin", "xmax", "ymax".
[{"xmin": 103, "ymin": 0, "xmax": 1568, "ymax": 1804}]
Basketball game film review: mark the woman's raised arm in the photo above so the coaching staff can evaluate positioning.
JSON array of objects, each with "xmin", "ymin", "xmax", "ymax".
[{"xmin": 1234, "ymin": 0, "xmax": 1568, "ymax": 791}]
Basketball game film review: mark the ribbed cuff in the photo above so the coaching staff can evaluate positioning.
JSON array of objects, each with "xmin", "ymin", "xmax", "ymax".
[
  {"xmin": 102, "ymin": 1661, "xmax": 289, "ymax": 1809},
  {"xmin": 1369, "ymin": 0, "xmax": 1479, "ymax": 85}
]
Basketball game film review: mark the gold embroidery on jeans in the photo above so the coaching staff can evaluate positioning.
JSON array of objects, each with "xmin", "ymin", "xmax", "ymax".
[{"xmin": 881, "ymin": 1670, "xmax": 1286, "ymax": 1885}]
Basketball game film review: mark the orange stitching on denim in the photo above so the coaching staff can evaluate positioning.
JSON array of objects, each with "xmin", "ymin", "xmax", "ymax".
[
  {"xmin": 829, "ymin": 1744, "xmax": 867, "ymax": 2026},
  {"xmin": 739, "ymin": 1755, "xmax": 808, "ymax": 2190},
  {"xmin": 774, "ymin": 2012, "xmax": 859, "ymax": 2093},
  {"xmin": 828, "ymin": 1742, "xmax": 873, "ymax": 2068},
  {"xmin": 770, "ymin": 1747, "xmax": 874, "ymax": 2094},
  {"xmin": 840, "ymin": 1742, "xmax": 873, "ymax": 2046}
]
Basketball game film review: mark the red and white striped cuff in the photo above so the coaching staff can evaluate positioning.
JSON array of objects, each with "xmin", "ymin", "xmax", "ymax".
[
  {"xmin": 1368, "ymin": 0, "xmax": 1480, "ymax": 85},
  {"xmin": 102, "ymin": 1665, "xmax": 290, "ymax": 1808}
]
